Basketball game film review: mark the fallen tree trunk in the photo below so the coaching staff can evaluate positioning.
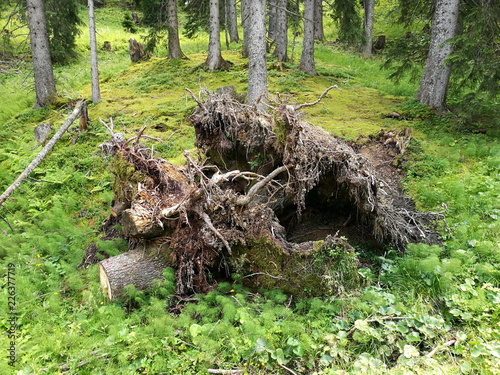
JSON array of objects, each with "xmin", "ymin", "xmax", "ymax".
[
  {"xmin": 0, "ymin": 100, "xmax": 85, "ymax": 208},
  {"xmin": 99, "ymin": 247, "xmax": 172, "ymax": 300}
]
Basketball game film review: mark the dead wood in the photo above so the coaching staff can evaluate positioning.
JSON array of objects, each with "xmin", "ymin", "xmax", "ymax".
[
  {"xmin": 96, "ymin": 88, "xmax": 442, "ymax": 298},
  {"xmin": 0, "ymin": 100, "xmax": 85, "ymax": 209},
  {"xmin": 99, "ymin": 246, "xmax": 172, "ymax": 299}
]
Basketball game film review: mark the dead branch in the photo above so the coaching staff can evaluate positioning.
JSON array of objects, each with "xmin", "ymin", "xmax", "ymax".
[
  {"xmin": 207, "ymin": 369, "xmax": 242, "ymax": 375},
  {"xmin": 185, "ymin": 88, "xmax": 207, "ymax": 111},
  {"xmin": 294, "ymin": 85, "xmax": 341, "ymax": 111},
  {"xmin": 279, "ymin": 364, "xmax": 299, "ymax": 375},
  {"xmin": 0, "ymin": 100, "xmax": 85, "ymax": 208},
  {"xmin": 236, "ymin": 165, "xmax": 290, "ymax": 205},
  {"xmin": 426, "ymin": 339, "xmax": 457, "ymax": 358}
]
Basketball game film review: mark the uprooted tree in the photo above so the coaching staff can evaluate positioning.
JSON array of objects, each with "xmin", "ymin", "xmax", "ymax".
[{"xmin": 95, "ymin": 86, "xmax": 442, "ymax": 300}]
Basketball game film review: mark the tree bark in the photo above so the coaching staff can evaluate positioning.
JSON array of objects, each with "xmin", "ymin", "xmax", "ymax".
[
  {"xmin": 0, "ymin": 100, "xmax": 85, "ymax": 208},
  {"xmin": 205, "ymin": 0, "xmax": 229, "ymax": 71},
  {"xmin": 88, "ymin": 0, "xmax": 101, "ymax": 103},
  {"xmin": 268, "ymin": 0, "xmax": 277, "ymax": 41},
  {"xmin": 416, "ymin": 0, "xmax": 460, "ymax": 110},
  {"xmin": 314, "ymin": 0, "xmax": 324, "ymax": 41},
  {"xmin": 99, "ymin": 248, "xmax": 172, "ymax": 300},
  {"xmin": 166, "ymin": 0, "xmax": 185, "ymax": 59},
  {"xmin": 225, "ymin": 0, "xmax": 239, "ymax": 44},
  {"xmin": 241, "ymin": 0, "xmax": 249, "ymax": 57},
  {"xmin": 361, "ymin": 0, "xmax": 375, "ymax": 56},
  {"xmin": 26, "ymin": 0, "xmax": 56, "ymax": 108},
  {"xmin": 273, "ymin": 0, "xmax": 289, "ymax": 62},
  {"xmin": 298, "ymin": 0, "xmax": 316, "ymax": 75},
  {"xmin": 247, "ymin": 0, "xmax": 268, "ymax": 108}
]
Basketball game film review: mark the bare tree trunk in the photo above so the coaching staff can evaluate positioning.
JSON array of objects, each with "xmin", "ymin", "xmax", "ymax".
[
  {"xmin": 268, "ymin": 0, "xmax": 277, "ymax": 41},
  {"xmin": 0, "ymin": 101, "xmax": 85, "ymax": 208},
  {"xmin": 361, "ymin": 0, "xmax": 375, "ymax": 56},
  {"xmin": 416, "ymin": 0, "xmax": 460, "ymax": 110},
  {"xmin": 241, "ymin": 0, "xmax": 249, "ymax": 57},
  {"xmin": 88, "ymin": 0, "xmax": 101, "ymax": 103},
  {"xmin": 205, "ymin": 0, "xmax": 229, "ymax": 71},
  {"xmin": 26, "ymin": 0, "xmax": 56, "ymax": 108},
  {"xmin": 225, "ymin": 0, "xmax": 239, "ymax": 43},
  {"xmin": 298, "ymin": 0, "xmax": 316, "ymax": 75},
  {"xmin": 314, "ymin": 0, "xmax": 324, "ymax": 41},
  {"xmin": 167, "ymin": 0, "xmax": 185, "ymax": 59},
  {"xmin": 273, "ymin": 0, "xmax": 288, "ymax": 62},
  {"xmin": 247, "ymin": 0, "xmax": 268, "ymax": 108}
]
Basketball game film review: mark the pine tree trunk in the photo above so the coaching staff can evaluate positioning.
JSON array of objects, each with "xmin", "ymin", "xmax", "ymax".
[
  {"xmin": 205, "ymin": 0, "xmax": 228, "ymax": 71},
  {"xmin": 26, "ymin": 0, "xmax": 56, "ymax": 108},
  {"xmin": 361, "ymin": 0, "xmax": 375, "ymax": 56},
  {"xmin": 273, "ymin": 0, "xmax": 288, "ymax": 62},
  {"xmin": 314, "ymin": 0, "xmax": 324, "ymax": 41},
  {"xmin": 247, "ymin": 0, "xmax": 268, "ymax": 108},
  {"xmin": 298, "ymin": 0, "xmax": 316, "ymax": 75},
  {"xmin": 167, "ymin": 0, "xmax": 185, "ymax": 59},
  {"xmin": 416, "ymin": 0, "xmax": 460, "ymax": 110},
  {"xmin": 88, "ymin": 0, "xmax": 101, "ymax": 103},
  {"xmin": 225, "ymin": 0, "xmax": 239, "ymax": 43},
  {"xmin": 268, "ymin": 0, "xmax": 277, "ymax": 40},
  {"xmin": 241, "ymin": 0, "xmax": 249, "ymax": 57}
]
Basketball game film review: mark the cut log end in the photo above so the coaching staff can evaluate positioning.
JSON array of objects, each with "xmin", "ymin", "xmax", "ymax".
[{"xmin": 98, "ymin": 248, "xmax": 172, "ymax": 300}]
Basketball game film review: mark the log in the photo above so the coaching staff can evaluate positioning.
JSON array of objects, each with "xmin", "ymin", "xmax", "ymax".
[
  {"xmin": 0, "ymin": 100, "xmax": 85, "ymax": 208},
  {"xmin": 99, "ymin": 248, "xmax": 172, "ymax": 300}
]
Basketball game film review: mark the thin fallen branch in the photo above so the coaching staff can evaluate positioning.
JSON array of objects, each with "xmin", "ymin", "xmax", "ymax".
[
  {"xmin": 279, "ymin": 363, "xmax": 299, "ymax": 375},
  {"xmin": 207, "ymin": 370, "xmax": 243, "ymax": 375},
  {"xmin": 0, "ymin": 100, "xmax": 85, "ymax": 208},
  {"xmin": 426, "ymin": 339, "xmax": 457, "ymax": 358},
  {"xmin": 294, "ymin": 85, "xmax": 341, "ymax": 111},
  {"xmin": 242, "ymin": 272, "xmax": 284, "ymax": 280},
  {"xmin": 0, "ymin": 215, "xmax": 13, "ymax": 234}
]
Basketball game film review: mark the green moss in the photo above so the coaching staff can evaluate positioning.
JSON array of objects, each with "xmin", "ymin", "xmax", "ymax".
[
  {"xmin": 111, "ymin": 152, "xmax": 145, "ymax": 203},
  {"xmin": 230, "ymin": 237, "xmax": 361, "ymax": 298}
]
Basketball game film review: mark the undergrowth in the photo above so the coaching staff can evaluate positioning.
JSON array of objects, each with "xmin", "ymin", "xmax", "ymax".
[{"xmin": 0, "ymin": 2, "xmax": 499, "ymax": 374}]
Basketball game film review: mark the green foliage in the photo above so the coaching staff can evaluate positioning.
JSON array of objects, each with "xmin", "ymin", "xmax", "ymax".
[
  {"xmin": 121, "ymin": 11, "xmax": 137, "ymax": 33},
  {"xmin": 329, "ymin": 0, "xmax": 363, "ymax": 45},
  {"xmin": 45, "ymin": 0, "xmax": 83, "ymax": 65},
  {"xmin": 179, "ymin": 0, "xmax": 211, "ymax": 39},
  {"xmin": 447, "ymin": 0, "xmax": 500, "ymax": 99}
]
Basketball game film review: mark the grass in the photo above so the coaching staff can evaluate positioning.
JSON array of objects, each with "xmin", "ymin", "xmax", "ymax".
[{"xmin": 0, "ymin": 2, "xmax": 499, "ymax": 374}]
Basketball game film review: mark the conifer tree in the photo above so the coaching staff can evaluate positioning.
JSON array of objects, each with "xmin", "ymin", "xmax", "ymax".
[{"xmin": 26, "ymin": 0, "xmax": 56, "ymax": 108}]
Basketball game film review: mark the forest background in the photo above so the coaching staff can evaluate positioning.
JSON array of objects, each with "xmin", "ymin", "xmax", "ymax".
[{"xmin": 0, "ymin": 0, "xmax": 499, "ymax": 374}]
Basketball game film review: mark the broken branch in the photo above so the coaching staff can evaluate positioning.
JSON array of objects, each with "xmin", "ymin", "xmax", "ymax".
[
  {"xmin": 0, "ymin": 100, "xmax": 85, "ymax": 208},
  {"xmin": 185, "ymin": 88, "xmax": 207, "ymax": 111},
  {"xmin": 294, "ymin": 85, "xmax": 341, "ymax": 111}
]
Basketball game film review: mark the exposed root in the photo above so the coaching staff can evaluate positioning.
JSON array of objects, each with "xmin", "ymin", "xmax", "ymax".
[{"xmin": 98, "ymin": 87, "xmax": 442, "ymax": 296}]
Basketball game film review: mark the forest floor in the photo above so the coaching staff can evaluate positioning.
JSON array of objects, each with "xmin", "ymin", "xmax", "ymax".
[{"xmin": 0, "ymin": 2, "xmax": 499, "ymax": 374}]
